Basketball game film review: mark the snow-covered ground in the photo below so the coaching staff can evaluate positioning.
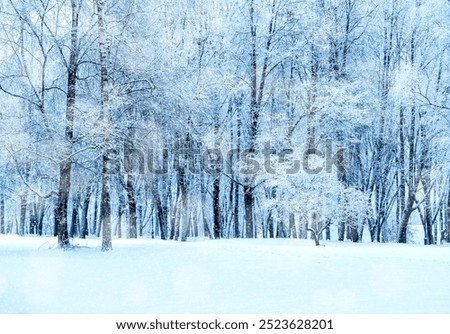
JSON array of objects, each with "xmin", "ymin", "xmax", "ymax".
[{"xmin": 0, "ymin": 235, "xmax": 449, "ymax": 314}]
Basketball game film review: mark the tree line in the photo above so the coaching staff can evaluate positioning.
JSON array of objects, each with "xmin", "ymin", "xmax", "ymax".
[{"xmin": 0, "ymin": 0, "xmax": 449, "ymax": 249}]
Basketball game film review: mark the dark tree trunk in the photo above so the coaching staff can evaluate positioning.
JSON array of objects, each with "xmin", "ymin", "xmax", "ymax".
[
  {"xmin": 55, "ymin": 0, "xmax": 79, "ymax": 248},
  {"xmin": 170, "ymin": 185, "xmax": 179, "ymax": 240},
  {"xmin": 55, "ymin": 165, "xmax": 70, "ymax": 245},
  {"xmin": 421, "ymin": 198, "xmax": 434, "ymax": 245},
  {"xmin": 0, "ymin": 196, "xmax": 4, "ymax": 234},
  {"xmin": 399, "ymin": 193, "xmax": 415, "ymax": 243},
  {"xmin": 126, "ymin": 174, "xmax": 137, "ymax": 239},
  {"xmin": 92, "ymin": 188, "xmax": 99, "ymax": 236},
  {"xmin": 179, "ymin": 168, "xmax": 189, "ymax": 242},
  {"xmin": 420, "ymin": 121, "xmax": 434, "ymax": 245},
  {"xmin": 399, "ymin": 105, "xmax": 417, "ymax": 243},
  {"xmin": 213, "ymin": 176, "xmax": 221, "ymax": 239},
  {"xmin": 244, "ymin": 185, "xmax": 254, "ymax": 238},
  {"xmin": 117, "ymin": 206, "xmax": 123, "ymax": 238},
  {"xmin": 307, "ymin": 223, "xmax": 321, "ymax": 246},
  {"xmin": 36, "ymin": 201, "xmax": 44, "ymax": 236},
  {"xmin": 425, "ymin": 217, "xmax": 434, "ymax": 245},
  {"xmin": 233, "ymin": 114, "xmax": 241, "ymax": 238},
  {"xmin": 19, "ymin": 195, "xmax": 27, "ymax": 236},
  {"xmin": 154, "ymin": 191, "xmax": 167, "ymax": 240},
  {"xmin": 398, "ymin": 106, "xmax": 406, "ymax": 233},
  {"xmin": 325, "ymin": 218, "xmax": 331, "ymax": 240},
  {"xmin": 29, "ymin": 204, "xmax": 37, "ymax": 235},
  {"xmin": 100, "ymin": 155, "xmax": 112, "ymax": 250},
  {"xmin": 233, "ymin": 179, "xmax": 240, "ymax": 238},
  {"xmin": 80, "ymin": 189, "xmax": 90, "ymax": 239},
  {"xmin": 267, "ymin": 211, "xmax": 274, "ymax": 238},
  {"xmin": 447, "ymin": 192, "xmax": 450, "ymax": 243}
]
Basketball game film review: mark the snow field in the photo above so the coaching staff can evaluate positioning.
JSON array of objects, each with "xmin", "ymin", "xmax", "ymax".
[{"xmin": 0, "ymin": 235, "xmax": 449, "ymax": 314}]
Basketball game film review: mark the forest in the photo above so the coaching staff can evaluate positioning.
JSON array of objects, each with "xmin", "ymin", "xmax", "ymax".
[{"xmin": 0, "ymin": 0, "xmax": 450, "ymax": 251}]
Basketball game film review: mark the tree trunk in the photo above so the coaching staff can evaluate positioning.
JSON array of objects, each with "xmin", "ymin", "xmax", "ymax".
[
  {"xmin": 55, "ymin": 0, "xmax": 79, "ymax": 248},
  {"xmin": 170, "ymin": 184, "xmax": 179, "ymax": 240},
  {"xmin": 0, "ymin": 195, "xmax": 4, "ymax": 234},
  {"xmin": 37, "ymin": 201, "xmax": 44, "ymax": 236},
  {"xmin": 97, "ymin": 0, "xmax": 112, "ymax": 251},
  {"xmin": 267, "ymin": 211, "xmax": 274, "ymax": 238},
  {"xmin": 202, "ymin": 202, "xmax": 212, "ymax": 239},
  {"xmin": 276, "ymin": 212, "xmax": 287, "ymax": 238},
  {"xmin": 69, "ymin": 195, "xmax": 80, "ymax": 238},
  {"xmin": 447, "ymin": 191, "xmax": 450, "ymax": 243},
  {"xmin": 117, "ymin": 205, "xmax": 122, "ymax": 238},
  {"xmin": 192, "ymin": 208, "xmax": 199, "ymax": 238},
  {"xmin": 399, "ymin": 193, "xmax": 415, "ymax": 243},
  {"xmin": 244, "ymin": 0, "xmax": 260, "ymax": 239},
  {"xmin": 326, "ymin": 218, "xmax": 331, "ymax": 240},
  {"xmin": 307, "ymin": 223, "xmax": 321, "ymax": 246},
  {"xmin": 244, "ymin": 184, "xmax": 254, "ymax": 238},
  {"xmin": 138, "ymin": 205, "xmax": 144, "ymax": 237},
  {"xmin": 234, "ymin": 112, "xmax": 242, "ymax": 238},
  {"xmin": 126, "ymin": 173, "xmax": 137, "ymax": 239},
  {"xmin": 399, "ymin": 103, "xmax": 417, "ymax": 243},
  {"xmin": 100, "ymin": 155, "xmax": 112, "ymax": 251},
  {"xmin": 154, "ymin": 190, "xmax": 167, "ymax": 240},
  {"xmin": 19, "ymin": 195, "xmax": 27, "ymax": 236},
  {"xmin": 29, "ymin": 203, "xmax": 37, "ymax": 235},
  {"xmin": 289, "ymin": 213, "xmax": 297, "ymax": 239},
  {"xmin": 179, "ymin": 168, "xmax": 189, "ymax": 242},
  {"xmin": 349, "ymin": 220, "xmax": 359, "ymax": 243},
  {"xmin": 338, "ymin": 220, "xmax": 345, "ymax": 241},
  {"xmin": 398, "ymin": 106, "xmax": 406, "ymax": 233},
  {"xmin": 80, "ymin": 189, "xmax": 90, "ymax": 239},
  {"xmin": 213, "ymin": 176, "xmax": 221, "ymax": 239},
  {"xmin": 91, "ymin": 187, "xmax": 99, "ymax": 236},
  {"xmin": 232, "ymin": 179, "xmax": 240, "ymax": 238},
  {"xmin": 420, "ymin": 120, "xmax": 434, "ymax": 245}
]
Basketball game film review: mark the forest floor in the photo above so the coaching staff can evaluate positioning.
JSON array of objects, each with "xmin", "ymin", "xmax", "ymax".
[{"xmin": 0, "ymin": 235, "xmax": 449, "ymax": 314}]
